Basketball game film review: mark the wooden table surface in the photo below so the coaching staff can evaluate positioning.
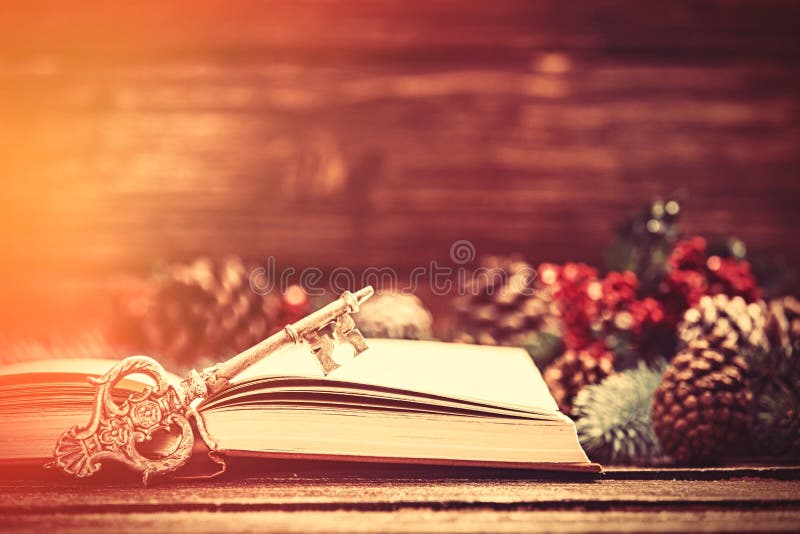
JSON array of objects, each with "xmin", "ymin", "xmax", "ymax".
[{"xmin": 3, "ymin": 463, "xmax": 800, "ymax": 533}]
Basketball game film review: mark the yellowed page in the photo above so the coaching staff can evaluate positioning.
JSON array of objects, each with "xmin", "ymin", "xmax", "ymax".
[{"xmin": 233, "ymin": 339, "xmax": 559, "ymax": 413}]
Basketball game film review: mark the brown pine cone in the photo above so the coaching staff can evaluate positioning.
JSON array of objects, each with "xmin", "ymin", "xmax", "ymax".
[
  {"xmin": 750, "ymin": 296, "xmax": 800, "ymax": 458},
  {"xmin": 112, "ymin": 256, "xmax": 285, "ymax": 370},
  {"xmin": 652, "ymin": 339, "xmax": 752, "ymax": 464},
  {"xmin": 767, "ymin": 296, "xmax": 800, "ymax": 355},
  {"xmin": 543, "ymin": 350, "xmax": 614, "ymax": 413},
  {"xmin": 356, "ymin": 292, "xmax": 433, "ymax": 340},
  {"xmin": 750, "ymin": 343, "xmax": 800, "ymax": 458},
  {"xmin": 452, "ymin": 255, "xmax": 564, "ymax": 364},
  {"xmin": 678, "ymin": 294, "xmax": 769, "ymax": 357}
]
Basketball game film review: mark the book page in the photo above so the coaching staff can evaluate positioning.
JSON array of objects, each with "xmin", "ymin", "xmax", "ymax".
[
  {"xmin": 0, "ymin": 358, "xmax": 182, "ymax": 386},
  {"xmin": 0, "ymin": 358, "xmax": 119, "ymax": 376},
  {"xmin": 233, "ymin": 339, "xmax": 559, "ymax": 413}
]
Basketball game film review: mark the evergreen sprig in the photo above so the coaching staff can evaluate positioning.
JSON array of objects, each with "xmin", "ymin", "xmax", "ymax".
[{"xmin": 573, "ymin": 360, "xmax": 669, "ymax": 465}]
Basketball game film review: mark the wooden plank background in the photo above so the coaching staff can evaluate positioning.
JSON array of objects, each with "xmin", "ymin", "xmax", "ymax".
[{"xmin": 0, "ymin": 0, "xmax": 799, "ymax": 340}]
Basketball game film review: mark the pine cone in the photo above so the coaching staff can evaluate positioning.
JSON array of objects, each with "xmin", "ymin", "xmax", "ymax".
[
  {"xmin": 113, "ymin": 257, "xmax": 285, "ymax": 369},
  {"xmin": 766, "ymin": 296, "xmax": 800, "ymax": 355},
  {"xmin": 356, "ymin": 292, "xmax": 433, "ymax": 340},
  {"xmin": 746, "ymin": 296, "xmax": 800, "ymax": 459},
  {"xmin": 452, "ymin": 256, "xmax": 564, "ymax": 366},
  {"xmin": 573, "ymin": 361, "xmax": 668, "ymax": 465},
  {"xmin": 678, "ymin": 294, "xmax": 769, "ymax": 357},
  {"xmin": 544, "ymin": 350, "xmax": 614, "ymax": 413},
  {"xmin": 750, "ymin": 344, "xmax": 800, "ymax": 458},
  {"xmin": 652, "ymin": 340, "xmax": 752, "ymax": 464}
]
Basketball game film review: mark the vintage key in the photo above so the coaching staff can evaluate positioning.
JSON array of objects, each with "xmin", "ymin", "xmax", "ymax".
[{"xmin": 48, "ymin": 286, "xmax": 374, "ymax": 484}]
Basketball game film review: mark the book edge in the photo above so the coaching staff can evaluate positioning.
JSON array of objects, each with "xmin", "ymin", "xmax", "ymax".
[{"xmin": 218, "ymin": 448, "xmax": 603, "ymax": 474}]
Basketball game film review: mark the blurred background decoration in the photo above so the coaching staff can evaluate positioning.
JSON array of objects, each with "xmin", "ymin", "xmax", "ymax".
[
  {"xmin": 1, "ymin": 0, "xmax": 799, "ymax": 346},
  {"xmin": 1, "ymin": 0, "xmax": 800, "ymax": 466}
]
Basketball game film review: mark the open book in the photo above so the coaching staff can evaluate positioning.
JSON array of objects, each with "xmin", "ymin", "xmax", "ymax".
[{"xmin": 0, "ymin": 340, "xmax": 600, "ymax": 474}]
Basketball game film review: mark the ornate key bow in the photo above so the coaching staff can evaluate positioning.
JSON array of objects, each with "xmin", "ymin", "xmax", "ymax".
[{"xmin": 49, "ymin": 286, "xmax": 374, "ymax": 484}]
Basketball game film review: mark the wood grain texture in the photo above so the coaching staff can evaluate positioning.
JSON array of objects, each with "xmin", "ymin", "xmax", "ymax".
[
  {"xmin": 5, "ymin": 477, "xmax": 800, "ymax": 510},
  {"xmin": 0, "ymin": 1, "xmax": 799, "ymax": 339},
  {"xmin": 3, "ymin": 468, "xmax": 800, "ymax": 533},
  {"xmin": 7, "ymin": 510, "xmax": 800, "ymax": 534}
]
